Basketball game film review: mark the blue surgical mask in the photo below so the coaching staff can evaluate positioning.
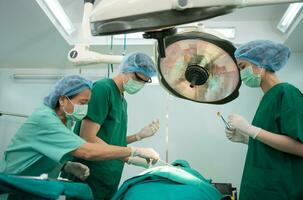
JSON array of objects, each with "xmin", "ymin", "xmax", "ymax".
[
  {"xmin": 123, "ymin": 78, "xmax": 144, "ymax": 94},
  {"xmin": 240, "ymin": 66, "xmax": 261, "ymax": 88},
  {"xmin": 64, "ymin": 97, "xmax": 88, "ymax": 122}
]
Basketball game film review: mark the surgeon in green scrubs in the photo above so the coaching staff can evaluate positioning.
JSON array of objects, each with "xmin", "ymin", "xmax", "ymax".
[
  {"xmin": 71, "ymin": 52, "xmax": 160, "ymax": 200},
  {"xmin": 0, "ymin": 75, "xmax": 160, "ymax": 181},
  {"xmin": 225, "ymin": 40, "xmax": 303, "ymax": 200}
]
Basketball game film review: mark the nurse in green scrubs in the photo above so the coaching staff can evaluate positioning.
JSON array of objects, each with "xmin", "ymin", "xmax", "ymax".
[
  {"xmin": 225, "ymin": 40, "xmax": 303, "ymax": 200},
  {"xmin": 0, "ymin": 75, "xmax": 159, "ymax": 181},
  {"xmin": 71, "ymin": 52, "xmax": 160, "ymax": 200}
]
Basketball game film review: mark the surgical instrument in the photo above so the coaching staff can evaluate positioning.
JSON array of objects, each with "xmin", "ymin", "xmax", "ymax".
[{"xmin": 217, "ymin": 112, "xmax": 231, "ymax": 129}]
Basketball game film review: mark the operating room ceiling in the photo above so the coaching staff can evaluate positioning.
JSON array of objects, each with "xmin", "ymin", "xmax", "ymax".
[{"xmin": 0, "ymin": 0, "xmax": 302, "ymax": 68}]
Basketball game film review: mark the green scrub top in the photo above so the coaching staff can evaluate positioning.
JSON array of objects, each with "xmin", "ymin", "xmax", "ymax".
[
  {"xmin": 72, "ymin": 78, "xmax": 128, "ymax": 200},
  {"xmin": 240, "ymin": 83, "xmax": 303, "ymax": 200},
  {"xmin": 0, "ymin": 104, "xmax": 85, "ymax": 178}
]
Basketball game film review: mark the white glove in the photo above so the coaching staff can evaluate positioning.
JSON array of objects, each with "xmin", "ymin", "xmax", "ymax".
[
  {"xmin": 225, "ymin": 127, "xmax": 248, "ymax": 144},
  {"xmin": 64, "ymin": 161, "xmax": 90, "ymax": 181},
  {"xmin": 228, "ymin": 114, "xmax": 261, "ymax": 139},
  {"xmin": 127, "ymin": 157, "xmax": 151, "ymax": 168},
  {"xmin": 130, "ymin": 147, "xmax": 160, "ymax": 164},
  {"xmin": 135, "ymin": 120, "xmax": 160, "ymax": 141}
]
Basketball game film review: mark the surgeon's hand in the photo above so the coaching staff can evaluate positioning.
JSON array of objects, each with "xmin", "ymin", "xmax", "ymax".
[
  {"xmin": 127, "ymin": 157, "xmax": 152, "ymax": 168},
  {"xmin": 228, "ymin": 114, "xmax": 261, "ymax": 139},
  {"xmin": 63, "ymin": 161, "xmax": 90, "ymax": 181},
  {"xmin": 130, "ymin": 147, "xmax": 159, "ymax": 164},
  {"xmin": 135, "ymin": 120, "xmax": 160, "ymax": 141},
  {"xmin": 225, "ymin": 127, "xmax": 249, "ymax": 144}
]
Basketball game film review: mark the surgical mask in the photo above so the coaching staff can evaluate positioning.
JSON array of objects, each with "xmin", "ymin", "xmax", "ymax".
[
  {"xmin": 240, "ymin": 66, "xmax": 261, "ymax": 88},
  {"xmin": 63, "ymin": 97, "xmax": 88, "ymax": 122},
  {"xmin": 123, "ymin": 78, "xmax": 144, "ymax": 94}
]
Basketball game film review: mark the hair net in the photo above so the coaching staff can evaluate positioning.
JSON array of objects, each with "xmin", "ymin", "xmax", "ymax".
[
  {"xmin": 44, "ymin": 75, "xmax": 93, "ymax": 108},
  {"xmin": 234, "ymin": 40, "xmax": 291, "ymax": 72},
  {"xmin": 119, "ymin": 52, "xmax": 157, "ymax": 77}
]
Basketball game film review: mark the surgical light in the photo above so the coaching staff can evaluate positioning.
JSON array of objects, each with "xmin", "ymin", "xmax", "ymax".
[
  {"xmin": 143, "ymin": 29, "xmax": 241, "ymax": 104},
  {"xmin": 277, "ymin": 3, "xmax": 303, "ymax": 33}
]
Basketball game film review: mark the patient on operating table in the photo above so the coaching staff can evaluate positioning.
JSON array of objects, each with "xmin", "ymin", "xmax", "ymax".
[{"xmin": 112, "ymin": 160, "xmax": 225, "ymax": 200}]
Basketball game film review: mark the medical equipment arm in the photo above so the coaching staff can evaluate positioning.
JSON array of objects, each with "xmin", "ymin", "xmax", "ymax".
[
  {"xmin": 67, "ymin": 0, "xmax": 123, "ymax": 66},
  {"xmin": 68, "ymin": 45, "xmax": 123, "ymax": 65},
  {"xmin": 179, "ymin": 0, "xmax": 302, "ymax": 9}
]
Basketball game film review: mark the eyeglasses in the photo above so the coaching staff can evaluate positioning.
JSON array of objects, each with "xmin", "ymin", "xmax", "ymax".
[{"xmin": 134, "ymin": 73, "xmax": 152, "ymax": 83}]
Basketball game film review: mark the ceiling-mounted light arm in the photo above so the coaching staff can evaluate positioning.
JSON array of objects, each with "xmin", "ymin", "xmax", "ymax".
[
  {"xmin": 143, "ymin": 28, "xmax": 177, "ymax": 58},
  {"xmin": 81, "ymin": 0, "xmax": 95, "ymax": 45},
  {"xmin": 68, "ymin": 0, "xmax": 124, "ymax": 65},
  {"xmin": 171, "ymin": 0, "xmax": 240, "ymax": 10},
  {"xmin": 174, "ymin": 0, "xmax": 303, "ymax": 9},
  {"xmin": 238, "ymin": 0, "xmax": 303, "ymax": 7}
]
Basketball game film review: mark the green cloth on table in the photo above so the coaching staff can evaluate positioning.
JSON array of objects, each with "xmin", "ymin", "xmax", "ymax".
[
  {"xmin": 0, "ymin": 174, "xmax": 93, "ymax": 200},
  {"xmin": 112, "ymin": 160, "xmax": 222, "ymax": 200}
]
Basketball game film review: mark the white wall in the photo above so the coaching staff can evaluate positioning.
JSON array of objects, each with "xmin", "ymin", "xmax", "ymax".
[{"xmin": 0, "ymin": 53, "xmax": 302, "ymax": 195}]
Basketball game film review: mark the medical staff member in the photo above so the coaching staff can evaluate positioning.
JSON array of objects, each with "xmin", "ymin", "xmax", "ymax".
[
  {"xmin": 0, "ymin": 75, "xmax": 159, "ymax": 181},
  {"xmin": 225, "ymin": 40, "xmax": 303, "ymax": 199},
  {"xmin": 71, "ymin": 52, "xmax": 160, "ymax": 199}
]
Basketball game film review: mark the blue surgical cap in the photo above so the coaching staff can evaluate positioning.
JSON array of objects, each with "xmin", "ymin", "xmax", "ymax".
[
  {"xmin": 44, "ymin": 75, "xmax": 93, "ymax": 108},
  {"xmin": 235, "ymin": 40, "xmax": 291, "ymax": 72},
  {"xmin": 119, "ymin": 52, "xmax": 157, "ymax": 77}
]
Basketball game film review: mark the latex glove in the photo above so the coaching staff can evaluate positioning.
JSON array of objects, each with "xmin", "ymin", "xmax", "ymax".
[
  {"xmin": 130, "ymin": 147, "xmax": 160, "ymax": 164},
  {"xmin": 135, "ymin": 120, "xmax": 160, "ymax": 141},
  {"xmin": 64, "ymin": 161, "xmax": 90, "ymax": 181},
  {"xmin": 225, "ymin": 127, "xmax": 248, "ymax": 144},
  {"xmin": 127, "ymin": 157, "xmax": 151, "ymax": 168},
  {"xmin": 228, "ymin": 114, "xmax": 261, "ymax": 139}
]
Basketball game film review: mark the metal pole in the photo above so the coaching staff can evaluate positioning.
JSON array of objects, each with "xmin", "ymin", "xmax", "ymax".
[{"xmin": 0, "ymin": 112, "xmax": 28, "ymax": 118}]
